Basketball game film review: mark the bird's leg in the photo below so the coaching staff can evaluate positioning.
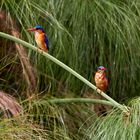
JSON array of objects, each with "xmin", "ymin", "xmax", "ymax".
[
  {"xmin": 96, "ymin": 88, "xmax": 103, "ymax": 94},
  {"xmin": 38, "ymin": 47, "xmax": 42, "ymax": 50},
  {"xmin": 39, "ymin": 47, "xmax": 44, "ymax": 54},
  {"xmin": 36, "ymin": 47, "xmax": 44, "ymax": 54},
  {"xmin": 36, "ymin": 47, "xmax": 40, "ymax": 53}
]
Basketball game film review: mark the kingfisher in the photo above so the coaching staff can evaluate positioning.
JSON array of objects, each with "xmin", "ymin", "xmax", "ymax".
[
  {"xmin": 27, "ymin": 25, "xmax": 49, "ymax": 52},
  {"xmin": 94, "ymin": 66, "xmax": 108, "ymax": 92}
]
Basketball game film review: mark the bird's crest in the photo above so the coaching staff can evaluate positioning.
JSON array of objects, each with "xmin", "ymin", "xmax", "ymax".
[
  {"xmin": 97, "ymin": 66, "xmax": 107, "ymax": 71},
  {"xmin": 35, "ymin": 25, "xmax": 45, "ymax": 32}
]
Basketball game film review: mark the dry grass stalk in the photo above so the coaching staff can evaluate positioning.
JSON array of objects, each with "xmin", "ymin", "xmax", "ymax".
[
  {"xmin": 0, "ymin": 91, "xmax": 22, "ymax": 118},
  {"xmin": 0, "ymin": 11, "xmax": 37, "ymax": 97}
]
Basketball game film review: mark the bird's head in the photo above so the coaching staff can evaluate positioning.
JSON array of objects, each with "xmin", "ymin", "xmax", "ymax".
[
  {"xmin": 27, "ymin": 25, "xmax": 45, "ymax": 33},
  {"xmin": 97, "ymin": 66, "xmax": 107, "ymax": 73}
]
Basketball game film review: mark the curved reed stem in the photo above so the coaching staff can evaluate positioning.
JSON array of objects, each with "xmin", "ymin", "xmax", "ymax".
[
  {"xmin": 47, "ymin": 98, "xmax": 113, "ymax": 106},
  {"xmin": 0, "ymin": 32, "xmax": 130, "ymax": 114}
]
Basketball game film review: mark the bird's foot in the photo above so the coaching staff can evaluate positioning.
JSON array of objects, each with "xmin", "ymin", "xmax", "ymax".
[
  {"xmin": 37, "ymin": 47, "xmax": 44, "ymax": 54},
  {"xmin": 96, "ymin": 88, "xmax": 103, "ymax": 94}
]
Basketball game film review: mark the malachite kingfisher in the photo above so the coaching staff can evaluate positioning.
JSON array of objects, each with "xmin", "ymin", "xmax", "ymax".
[
  {"xmin": 94, "ymin": 66, "xmax": 108, "ymax": 92},
  {"xmin": 27, "ymin": 25, "xmax": 49, "ymax": 52}
]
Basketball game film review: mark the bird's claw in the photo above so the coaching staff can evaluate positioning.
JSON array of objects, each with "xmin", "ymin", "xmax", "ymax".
[{"xmin": 96, "ymin": 88, "xmax": 102, "ymax": 94}]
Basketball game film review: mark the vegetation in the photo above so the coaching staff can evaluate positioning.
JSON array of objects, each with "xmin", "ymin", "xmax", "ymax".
[{"xmin": 1, "ymin": 0, "xmax": 140, "ymax": 139}]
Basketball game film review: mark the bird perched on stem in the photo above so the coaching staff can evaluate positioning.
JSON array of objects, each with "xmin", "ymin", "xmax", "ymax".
[
  {"xmin": 94, "ymin": 66, "xmax": 111, "ymax": 116},
  {"xmin": 94, "ymin": 66, "xmax": 108, "ymax": 92},
  {"xmin": 27, "ymin": 25, "xmax": 49, "ymax": 52}
]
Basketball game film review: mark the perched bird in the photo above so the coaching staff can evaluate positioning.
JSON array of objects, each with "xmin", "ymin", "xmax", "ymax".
[
  {"xmin": 27, "ymin": 25, "xmax": 49, "ymax": 52},
  {"xmin": 94, "ymin": 66, "xmax": 111, "ymax": 116},
  {"xmin": 94, "ymin": 66, "xmax": 108, "ymax": 92}
]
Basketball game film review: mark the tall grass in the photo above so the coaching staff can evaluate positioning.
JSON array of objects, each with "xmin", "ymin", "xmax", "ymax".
[
  {"xmin": 1, "ymin": 0, "xmax": 140, "ymax": 99},
  {"xmin": 83, "ymin": 98, "xmax": 140, "ymax": 140}
]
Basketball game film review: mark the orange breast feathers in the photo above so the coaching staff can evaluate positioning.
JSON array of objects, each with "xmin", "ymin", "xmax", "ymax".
[
  {"xmin": 35, "ymin": 32, "xmax": 48, "ymax": 52},
  {"xmin": 94, "ymin": 72, "xmax": 108, "ymax": 92}
]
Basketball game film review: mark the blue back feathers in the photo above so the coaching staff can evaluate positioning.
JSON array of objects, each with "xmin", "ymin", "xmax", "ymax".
[{"xmin": 45, "ymin": 35, "xmax": 49, "ymax": 50}]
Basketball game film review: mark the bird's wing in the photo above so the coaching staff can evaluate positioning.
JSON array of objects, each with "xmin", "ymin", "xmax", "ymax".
[
  {"xmin": 38, "ymin": 33, "xmax": 49, "ymax": 51},
  {"xmin": 44, "ymin": 35, "xmax": 49, "ymax": 50}
]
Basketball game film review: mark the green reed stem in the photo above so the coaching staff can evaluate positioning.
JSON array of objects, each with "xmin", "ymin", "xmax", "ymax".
[
  {"xmin": 47, "ymin": 98, "xmax": 113, "ymax": 106},
  {"xmin": 0, "ymin": 32, "xmax": 129, "ymax": 114}
]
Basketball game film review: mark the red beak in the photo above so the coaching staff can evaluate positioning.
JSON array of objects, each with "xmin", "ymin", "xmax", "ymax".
[
  {"xmin": 27, "ymin": 28, "xmax": 36, "ymax": 32},
  {"xmin": 102, "ymin": 67, "xmax": 107, "ymax": 71}
]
